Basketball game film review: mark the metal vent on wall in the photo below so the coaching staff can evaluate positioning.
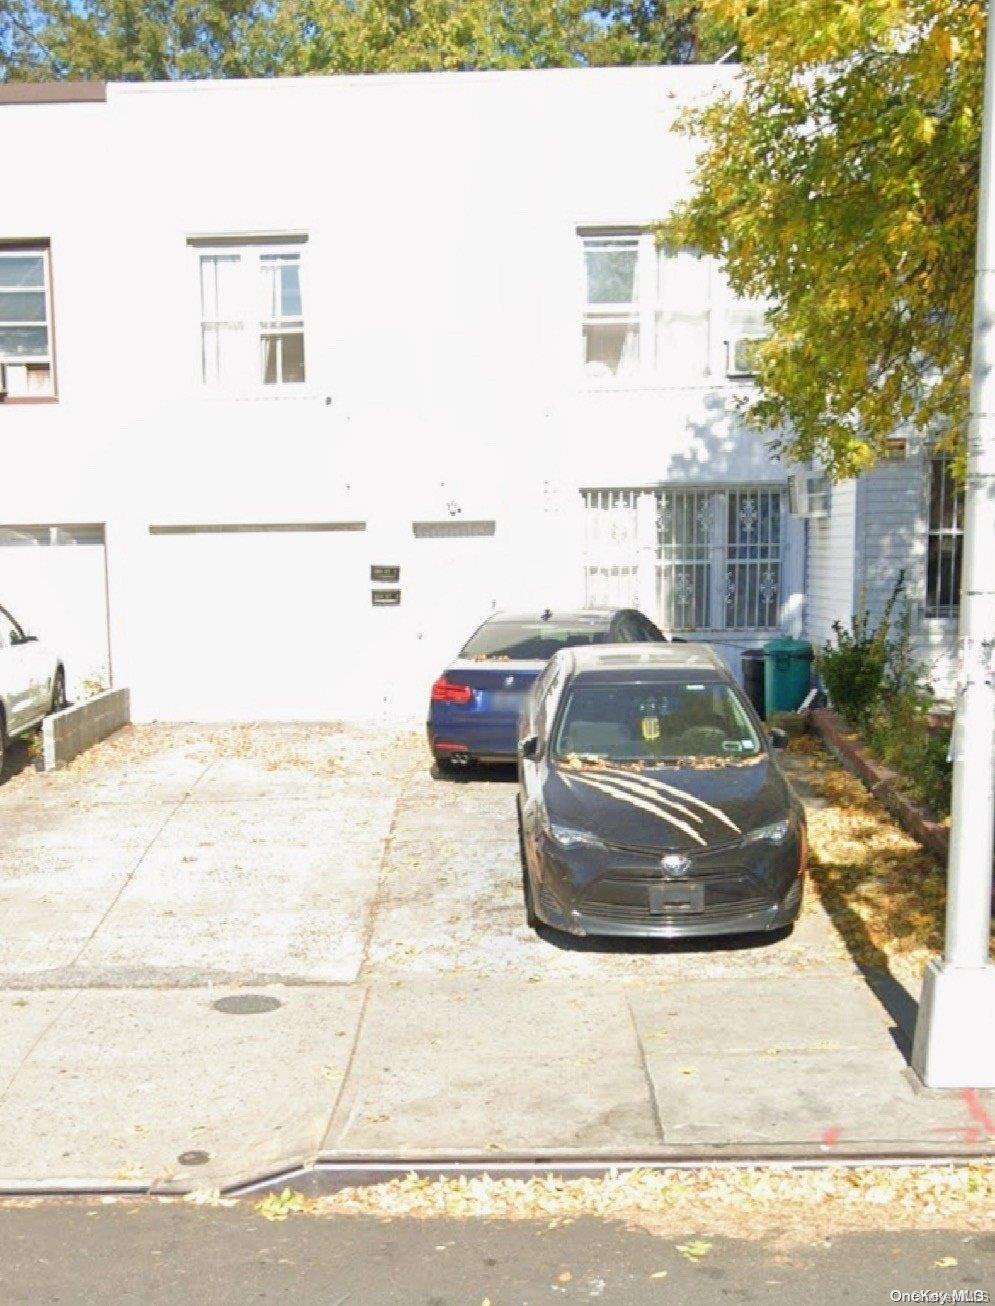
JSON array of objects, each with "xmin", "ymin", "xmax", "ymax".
[
  {"xmin": 148, "ymin": 522, "xmax": 366, "ymax": 536},
  {"xmin": 412, "ymin": 520, "xmax": 496, "ymax": 539}
]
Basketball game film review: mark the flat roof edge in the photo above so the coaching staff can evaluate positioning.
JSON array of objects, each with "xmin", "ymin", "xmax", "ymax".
[{"xmin": 0, "ymin": 81, "xmax": 106, "ymax": 105}]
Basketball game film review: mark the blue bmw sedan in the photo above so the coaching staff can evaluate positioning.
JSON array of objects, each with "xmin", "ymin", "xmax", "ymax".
[{"xmin": 426, "ymin": 607, "xmax": 669, "ymax": 769}]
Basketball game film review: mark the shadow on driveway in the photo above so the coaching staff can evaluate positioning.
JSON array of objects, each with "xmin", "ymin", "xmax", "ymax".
[
  {"xmin": 0, "ymin": 736, "xmax": 41, "ymax": 785},
  {"xmin": 535, "ymin": 922, "xmax": 794, "ymax": 957}
]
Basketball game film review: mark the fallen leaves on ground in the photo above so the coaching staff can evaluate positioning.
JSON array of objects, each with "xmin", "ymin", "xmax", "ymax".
[
  {"xmin": 676, "ymin": 1239, "xmax": 712, "ymax": 1261},
  {"xmin": 786, "ymin": 737, "xmax": 984, "ymax": 985},
  {"xmin": 249, "ymin": 1164, "xmax": 995, "ymax": 1243},
  {"xmin": 256, "ymin": 1187, "xmax": 313, "ymax": 1221},
  {"xmin": 112, "ymin": 1163, "xmax": 146, "ymax": 1182},
  {"xmin": 3, "ymin": 721, "xmax": 426, "ymax": 792}
]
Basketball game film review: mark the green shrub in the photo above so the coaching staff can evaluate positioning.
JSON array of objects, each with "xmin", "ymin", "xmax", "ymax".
[
  {"xmin": 819, "ymin": 573, "xmax": 952, "ymax": 817},
  {"xmin": 817, "ymin": 573, "xmax": 904, "ymax": 727},
  {"xmin": 866, "ymin": 692, "xmax": 952, "ymax": 818}
]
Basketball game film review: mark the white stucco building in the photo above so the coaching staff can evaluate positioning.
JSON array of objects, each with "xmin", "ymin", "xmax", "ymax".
[{"xmin": 0, "ymin": 67, "xmax": 956, "ymax": 720}]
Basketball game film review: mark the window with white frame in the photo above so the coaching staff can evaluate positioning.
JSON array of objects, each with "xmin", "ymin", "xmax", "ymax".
[
  {"xmin": 926, "ymin": 454, "xmax": 964, "ymax": 617},
  {"xmin": 580, "ymin": 229, "xmax": 768, "ymax": 383},
  {"xmin": 193, "ymin": 239, "xmax": 306, "ymax": 389},
  {"xmin": 583, "ymin": 485, "xmax": 784, "ymax": 631},
  {"xmin": 582, "ymin": 233, "xmax": 643, "ymax": 378},
  {"xmin": 0, "ymin": 244, "xmax": 55, "ymax": 398}
]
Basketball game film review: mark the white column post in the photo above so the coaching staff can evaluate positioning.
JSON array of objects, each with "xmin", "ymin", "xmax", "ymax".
[
  {"xmin": 636, "ymin": 491, "xmax": 658, "ymax": 618},
  {"xmin": 911, "ymin": 6, "xmax": 995, "ymax": 1087}
]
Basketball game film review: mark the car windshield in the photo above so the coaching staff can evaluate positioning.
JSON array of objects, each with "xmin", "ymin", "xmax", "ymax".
[
  {"xmin": 552, "ymin": 681, "xmax": 763, "ymax": 762},
  {"xmin": 460, "ymin": 621, "xmax": 609, "ymax": 661}
]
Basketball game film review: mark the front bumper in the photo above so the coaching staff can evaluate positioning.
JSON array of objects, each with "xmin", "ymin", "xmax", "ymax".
[{"xmin": 530, "ymin": 830, "xmax": 805, "ymax": 939}]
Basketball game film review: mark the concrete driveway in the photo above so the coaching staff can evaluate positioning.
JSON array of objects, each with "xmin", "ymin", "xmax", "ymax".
[{"xmin": 0, "ymin": 724, "xmax": 987, "ymax": 1191}]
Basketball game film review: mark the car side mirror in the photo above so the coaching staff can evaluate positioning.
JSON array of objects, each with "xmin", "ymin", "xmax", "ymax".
[
  {"xmin": 520, "ymin": 735, "xmax": 541, "ymax": 761},
  {"xmin": 769, "ymin": 727, "xmax": 788, "ymax": 750}
]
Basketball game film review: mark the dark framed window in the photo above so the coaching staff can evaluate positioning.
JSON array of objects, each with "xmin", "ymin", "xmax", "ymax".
[
  {"xmin": 0, "ymin": 243, "xmax": 56, "ymax": 397},
  {"xmin": 926, "ymin": 455, "xmax": 964, "ymax": 618}
]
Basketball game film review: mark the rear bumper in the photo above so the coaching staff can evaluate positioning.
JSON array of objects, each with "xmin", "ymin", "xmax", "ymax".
[{"xmin": 426, "ymin": 715, "xmax": 519, "ymax": 762}]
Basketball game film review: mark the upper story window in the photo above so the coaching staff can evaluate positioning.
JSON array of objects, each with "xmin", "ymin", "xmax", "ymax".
[
  {"xmin": 926, "ymin": 454, "xmax": 964, "ymax": 618},
  {"xmin": 0, "ymin": 243, "xmax": 55, "ymax": 399},
  {"xmin": 192, "ymin": 237, "xmax": 306, "ymax": 390},
  {"xmin": 582, "ymin": 233, "xmax": 643, "ymax": 377},
  {"xmin": 580, "ymin": 228, "xmax": 768, "ymax": 385}
]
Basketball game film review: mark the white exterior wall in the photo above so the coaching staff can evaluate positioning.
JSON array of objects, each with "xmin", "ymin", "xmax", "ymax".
[
  {"xmin": 858, "ymin": 448, "xmax": 958, "ymax": 697},
  {"xmin": 804, "ymin": 479, "xmax": 857, "ymax": 652},
  {"xmin": 805, "ymin": 450, "xmax": 959, "ymax": 698},
  {"xmin": 0, "ymin": 67, "xmax": 805, "ymax": 721}
]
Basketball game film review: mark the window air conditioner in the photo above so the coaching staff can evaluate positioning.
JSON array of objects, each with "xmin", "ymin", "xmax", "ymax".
[
  {"xmin": 788, "ymin": 472, "xmax": 830, "ymax": 519},
  {"xmin": 726, "ymin": 335, "xmax": 766, "ymax": 378}
]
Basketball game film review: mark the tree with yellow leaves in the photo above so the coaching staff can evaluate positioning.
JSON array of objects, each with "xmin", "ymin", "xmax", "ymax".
[{"xmin": 659, "ymin": 0, "xmax": 986, "ymax": 479}]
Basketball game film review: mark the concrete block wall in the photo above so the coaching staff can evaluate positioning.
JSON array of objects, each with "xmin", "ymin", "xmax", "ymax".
[{"xmin": 42, "ymin": 688, "xmax": 130, "ymax": 771}]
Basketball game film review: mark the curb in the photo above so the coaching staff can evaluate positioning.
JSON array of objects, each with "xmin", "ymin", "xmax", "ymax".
[
  {"xmin": 5, "ymin": 1142, "xmax": 995, "ymax": 1200},
  {"xmin": 808, "ymin": 708, "xmax": 949, "ymax": 863}
]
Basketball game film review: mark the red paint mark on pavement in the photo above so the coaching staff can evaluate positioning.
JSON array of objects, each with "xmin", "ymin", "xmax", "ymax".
[
  {"xmin": 961, "ymin": 1088, "xmax": 995, "ymax": 1139},
  {"xmin": 820, "ymin": 1125, "xmax": 842, "ymax": 1148}
]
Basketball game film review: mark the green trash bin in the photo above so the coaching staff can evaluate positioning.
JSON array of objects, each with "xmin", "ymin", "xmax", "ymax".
[{"xmin": 762, "ymin": 636, "xmax": 814, "ymax": 713}]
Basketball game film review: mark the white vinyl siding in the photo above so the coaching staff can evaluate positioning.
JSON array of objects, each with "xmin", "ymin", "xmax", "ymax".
[
  {"xmin": 804, "ymin": 479, "xmax": 856, "ymax": 650},
  {"xmin": 860, "ymin": 449, "xmax": 959, "ymax": 696}
]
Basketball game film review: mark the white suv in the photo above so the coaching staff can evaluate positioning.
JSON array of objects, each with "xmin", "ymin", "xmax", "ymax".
[{"xmin": 0, "ymin": 604, "xmax": 65, "ymax": 774}]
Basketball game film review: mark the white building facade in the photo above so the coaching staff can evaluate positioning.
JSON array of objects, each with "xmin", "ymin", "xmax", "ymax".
[{"xmin": 1, "ymin": 66, "xmax": 812, "ymax": 722}]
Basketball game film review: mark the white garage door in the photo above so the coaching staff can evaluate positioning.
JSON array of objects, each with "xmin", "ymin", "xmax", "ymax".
[
  {"xmin": 0, "ymin": 525, "xmax": 111, "ymax": 700},
  {"xmin": 142, "ymin": 524, "xmax": 376, "ymax": 722}
]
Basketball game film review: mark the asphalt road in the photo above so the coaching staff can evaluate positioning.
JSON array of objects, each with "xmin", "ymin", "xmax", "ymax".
[{"xmin": 1, "ymin": 1203, "xmax": 993, "ymax": 1305}]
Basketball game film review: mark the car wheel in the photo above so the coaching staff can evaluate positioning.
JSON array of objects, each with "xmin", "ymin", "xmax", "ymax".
[
  {"xmin": 50, "ymin": 667, "xmax": 66, "ymax": 715},
  {"xmin": 517, "ymin": 798, "xmax": 539, "ymax": 931}
]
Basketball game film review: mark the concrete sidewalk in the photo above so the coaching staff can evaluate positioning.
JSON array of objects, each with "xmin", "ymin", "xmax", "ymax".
[{"xmin": 0, "ymin": 725, "xmax": 990, "ymax": 1193}]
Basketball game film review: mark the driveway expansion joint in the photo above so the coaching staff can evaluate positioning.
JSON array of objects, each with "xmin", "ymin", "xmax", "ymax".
[{"xmin": 1, "ymin": 725, "xmax": 989, "ymax": 1192}]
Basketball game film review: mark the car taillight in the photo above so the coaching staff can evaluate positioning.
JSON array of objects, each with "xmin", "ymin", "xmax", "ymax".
[{"xmin": 431, "ymin": 676, "xmax": 474, "ymax": 705}]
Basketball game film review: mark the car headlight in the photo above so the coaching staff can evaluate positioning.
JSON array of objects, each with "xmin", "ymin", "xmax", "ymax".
[
  {"xmin": 547, "ymin": 820, "xmax": 606, "ymax": 850},
  {"xmin": 742, "ymin": 818, "xmax": 791, "ymax": 846}
]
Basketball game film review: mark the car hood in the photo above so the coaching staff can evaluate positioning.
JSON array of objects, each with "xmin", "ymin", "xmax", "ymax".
[{"xmin": 545, "ymin": 756, "xmax": 792, "ymax": 852}]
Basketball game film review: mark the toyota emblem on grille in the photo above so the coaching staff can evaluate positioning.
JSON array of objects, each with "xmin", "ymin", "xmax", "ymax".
[
  {"xmin": 504, "ymin": 675, "xmax": 515, "ymax": 687},
  {"xmin": 661, "ymin": 853, "xmax": 691, "ymax": 876}
]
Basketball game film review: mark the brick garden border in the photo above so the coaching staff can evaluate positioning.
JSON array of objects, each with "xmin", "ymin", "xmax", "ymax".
[{"xmin": 808, "ymin": 707, "xmax": 949, "ymax": 864}]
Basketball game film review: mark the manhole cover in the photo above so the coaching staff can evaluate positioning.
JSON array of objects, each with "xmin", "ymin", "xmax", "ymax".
[
  {"xmin": 212, "ymin": 994, "xmax": 282, "ymax": 1015},
  {"xmin": 177, "ymin": 1150, "xmax": 210, "ymax": 1167}
]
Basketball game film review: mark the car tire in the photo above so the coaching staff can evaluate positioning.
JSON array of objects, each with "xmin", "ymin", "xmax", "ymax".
[
  {"xmin": 49, "ymin": 667, "xmax": 66, "ymax": 715},
  {"xmin": 517, "ymin": 798, "xmax": 539, "ymax": 931}
]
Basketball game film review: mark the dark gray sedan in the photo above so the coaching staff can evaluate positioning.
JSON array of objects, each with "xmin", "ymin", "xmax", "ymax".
[{"xmin": 516, "ymin": 643, "xmax": 807, "ymax": 939}]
